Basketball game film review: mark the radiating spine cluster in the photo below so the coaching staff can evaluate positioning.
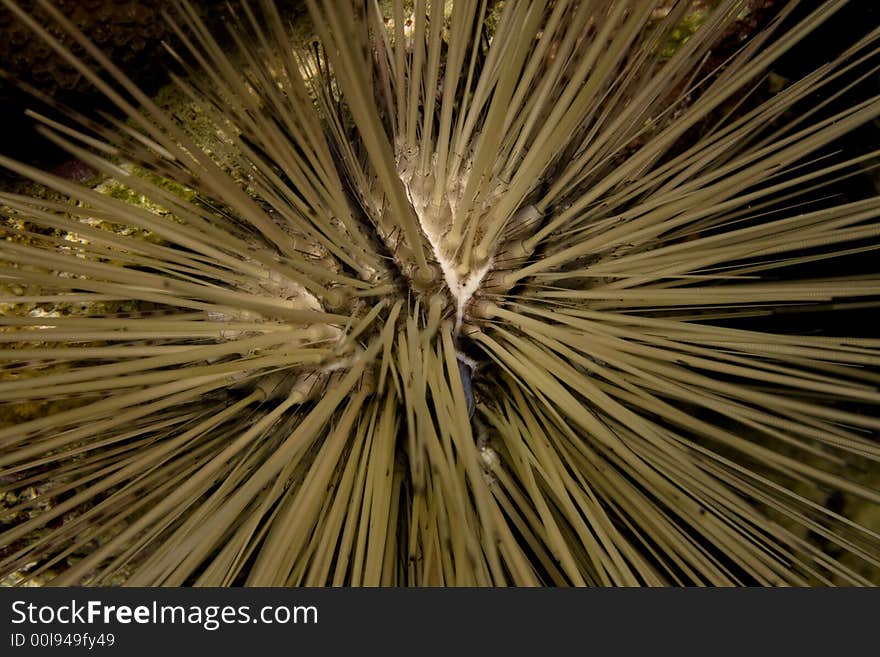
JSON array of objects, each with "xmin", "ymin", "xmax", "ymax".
[{"xmin": 0, "ymin": 0, "xmax": 879, "ymax": 585}]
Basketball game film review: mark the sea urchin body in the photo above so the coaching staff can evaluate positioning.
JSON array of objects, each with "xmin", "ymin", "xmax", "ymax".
[{"xmin": 0, "ymin": 0, "xmax": 879, "ymax": 586}]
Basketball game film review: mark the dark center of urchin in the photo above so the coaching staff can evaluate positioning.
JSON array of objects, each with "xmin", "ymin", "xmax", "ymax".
[{"xmin": 313, "ymin": 169, "xmax": 513, "ymax": 424}]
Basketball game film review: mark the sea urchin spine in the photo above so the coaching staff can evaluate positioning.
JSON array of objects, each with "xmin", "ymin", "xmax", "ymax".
[{"xmin": 0, "ymin": 0, "xmax": 879, "ymax": 586}]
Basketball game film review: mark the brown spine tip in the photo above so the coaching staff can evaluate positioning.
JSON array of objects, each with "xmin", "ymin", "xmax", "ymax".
[
  {"xmin": 469, "ymin": 299, "xmax": 496, "ymax": 320},
  {"xmin": 459, "ymin": 322, "xmax": 483, "ymax": 338},
  {"xmin": 412, "ymin": 263, "xmax": 439, "ymax": 290},
  {"xmin": 505, "ymin": 239, "xmax": 532, "ymax": 260},
  {"xmin": 323, "ymin": 287, "xmax": 348, "ymax": 311}
]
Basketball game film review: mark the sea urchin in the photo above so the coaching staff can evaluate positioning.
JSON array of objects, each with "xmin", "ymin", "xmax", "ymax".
[{"xmin": 0, "ymin": 0, "xmax": 879, "ymax": 586}]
